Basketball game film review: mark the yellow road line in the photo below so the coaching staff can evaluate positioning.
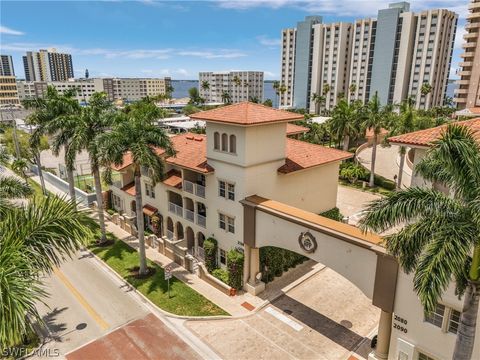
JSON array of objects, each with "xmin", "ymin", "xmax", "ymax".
[{"xmin": 53, "ymin": 268, "xmax": 110, "ymax": 331}]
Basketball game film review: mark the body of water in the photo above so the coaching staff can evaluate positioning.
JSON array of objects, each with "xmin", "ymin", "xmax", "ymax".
[
  {"xmin": 172, "ymin": 80, "xmax": 278, "ymax": 107},
  {"xmin": 172, "ymin": 80, "xmax": 457, "ymax": 108}
]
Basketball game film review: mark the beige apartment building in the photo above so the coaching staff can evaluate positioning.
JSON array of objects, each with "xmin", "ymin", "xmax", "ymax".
[
  {"xmin": 455, "ymin": 0, "xmax": 480, "ymax": 109},
  {"xmin": 199, "ymin": 71, "xmax": 264, "ymax": 103},
  {"xmin": 102, "ymin": 77, "xmax": 172, "ymax": 102},
  {"xmin": 0, "ymin": 76, "xmax": 20, "ymax": 106},
  {"xmin": 280, "ymin": 2, "xmax": 457, "ymax": 112},
  {"xmin": 23, "ymin": 48, "xmax": 74, "ymax": 82}
]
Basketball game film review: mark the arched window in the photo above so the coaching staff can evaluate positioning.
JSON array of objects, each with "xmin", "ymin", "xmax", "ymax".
[
  {"xmin": 229, "ymin": 134, "xmax": 236, "ymax": 153},
  {"xmin": 213, "ymin": 132, "xmax": 220, "ymax": 150},
  {"xmin": 221, "ymin": 133, "xmax": 228, "ymax": 152}
]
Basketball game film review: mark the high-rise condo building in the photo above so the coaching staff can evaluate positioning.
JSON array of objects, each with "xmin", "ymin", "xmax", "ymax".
[
  {"xmin": 198, "ymin": 71, "xmax": 264, "ymax": 104},
  {"xmin": 280, "ymin": 2, "xmax": 457, "ymax": 111},
  {"xmin": 23, "ymin": 48, "xmax": 74, "ymax": 82},
  {"xmin": 0, "ymin": 76, "xmax": 20, "ymax": 106},
  {"xmin": 0, "ymin": 55, "xmax": 15, "ymax": 76},
  {"xmin": 454, "ymin": 0, "xmax": 480, "ymax": 109}
]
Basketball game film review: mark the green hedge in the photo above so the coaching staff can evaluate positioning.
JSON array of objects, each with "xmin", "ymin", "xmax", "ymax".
[
  {"xmin": 339, "ymin": 161, "xmax": 396, "ymax": 190},
  {"xmin": 204, "ymin": 238, "xmax": 218, "ymax": 272},
  {"xmin": 227, "ymin": 249, "xmax": 244, "ymax": 289},
  {"xmin": 320, "ymin": 207, "xmax": 343, "ymax": 221},
  {"xmin": 212, "ymin": 268, "xmax": 229, "ymax": 284},
  {"xmin": 260, "ymin": 246, "xmax": 307, "ymax": 283}
]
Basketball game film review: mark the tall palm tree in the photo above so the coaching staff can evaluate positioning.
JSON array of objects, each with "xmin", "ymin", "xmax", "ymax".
[
  {"xmin": 221, "ymin": 91, "xmax": 232, "ymax": 104},
  {"xmin": 390, "ymin": 98, "xmax": 416, "ymax": 189},
  {"xmin": 420, "ymin": 82, "xmax": 433, "ymax": 108},
  {"xmin": 11, "ymin": 158, "xmax": 29, "ymax": 185},
  {"xmin": 273, "ymin": 81, "xmax": 280, "ymax": 106},
  {"xmin": 349, "ymin": 83, "xmax": 357, "ymax": 101},
  {"xmin": 360, "ymin": 124, "xmax": 480, "ymax": 360},
  {"xmin": 363, "ymin": 92, "xmax": 387, "ymax": 187},
  {"xmin": 26, "ymin": 87, "xmax": 81, "ymax": 203},
  {"xmin": 330, "ymin": 99, "xmax": 361, "ymax": 151},
  {"xmin": 0, "ymin": 193, "xmax": 90, "ymax": 347},
  {"xmin": 99, "ymin": 99, "xmax": 174, "ymax": 275},
  {"xmin": 233, "ymin": 75, "xmax": 241, "ymax": 87},
  {"xmin": 201, "ymin": 80, "xmax": 210, "ymax": 92},
  {"xmin": 322, "ymin": 83, "xmax": 331, "ymax": 96},
  {"xmin": 71, "ymin": 92, "xmax": 116, "ymax": 244}
]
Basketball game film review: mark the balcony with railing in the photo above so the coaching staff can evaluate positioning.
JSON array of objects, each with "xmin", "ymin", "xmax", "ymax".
[
  {"xmin": 168, "ymin": 191, "xmax": 183, "ymax": 217},
  {"xmin": 196, "ymin": 214, "xmax": 206, "ymax": 228},
  {"xmin": 182, "ymin": 170, "xmax": 206, "ymax": 199}
]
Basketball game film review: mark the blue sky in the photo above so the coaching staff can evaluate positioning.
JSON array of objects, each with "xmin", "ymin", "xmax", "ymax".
[{"xmin": 0, "ymin": 0, "xmax": 469, "ymax": 80}]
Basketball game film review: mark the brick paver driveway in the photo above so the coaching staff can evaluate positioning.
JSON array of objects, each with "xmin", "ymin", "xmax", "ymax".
[
  {"xmin": 187, "ymin": 268, "xmax": 379, "ymax": 360},
  {"xmin": 66, "ymin": 314, "xmax": 201, "ymax": 360}
]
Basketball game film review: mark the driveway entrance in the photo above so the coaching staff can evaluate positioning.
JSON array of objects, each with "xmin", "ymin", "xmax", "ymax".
[{"xmin": 187, "ymin": 267, "xmax": 379, "ymax": 360}]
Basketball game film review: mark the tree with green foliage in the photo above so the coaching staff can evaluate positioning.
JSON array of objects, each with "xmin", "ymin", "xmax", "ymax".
[
  {"xmin": 330, "ymin": 99, "xmax": 362, "ymax": 151},
  {"xmin": 360, "ymin": 124, "xmax": 480, "ymax": 360},
  {"xmin": 227, "ymin": 249, "xmax": 244, "ymax": 290},
  {"xmin": 11, "ymin": 158, "xmax": 29, "ymax": 185},
  {"xmin": 0, "ymin": 183, "xmax": 90, "ymax": 347},
  {"xmin": 99, "ymin": 99, "xmax": 174, "ymax": 275},
  {"xmin": 263, "ymin": 98, "xmax": 273, "ymax": 107},
  {"xmin": 339, "ymin": 162, "xmax": 368, "ymax": 184},
  {"xmin": 201, "ymin": 81, "xmax": 210, "ymax": 91},
  {"xmin": 221, "ymin": 91, "xmax": 232, "ymax": 104},
  {"xmin": 322, "ymin": 83, "xmax": 331, "ymax": 96},
  {"xmin": 311, "ymin": 93, "xmax": 326, "ymax": 115},
  {"xmin": 204, "ymin": 238, "xmax": 218, "ymax": 272},
  {"xmin": 188, "ymin": 87, "xmax": 202, "ymax": 105}
]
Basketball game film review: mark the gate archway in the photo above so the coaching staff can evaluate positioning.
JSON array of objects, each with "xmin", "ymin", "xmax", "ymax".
[{"xmin": 241, "ymin": 195, "xmax": 398, "ymax": 360}]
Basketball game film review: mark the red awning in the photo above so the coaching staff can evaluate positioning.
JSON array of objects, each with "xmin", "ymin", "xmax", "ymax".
[{"xmin": 143, "ymin": 204, "xmax": 158, "ymax": 217}]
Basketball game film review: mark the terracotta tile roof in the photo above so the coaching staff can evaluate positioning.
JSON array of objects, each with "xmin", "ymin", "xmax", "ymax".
[
  {"xmin": 110, "ymin": 133, "xmax": 213, "ymax": 174},
  {"xmin": 244, "ymin": 195, "xmax": 383, "ymax": 246},
  {"xmin": 143, "ymin": 204, "xmax": 158, "ymax": 216},
  {"xmin": 162, "ymin": 169, "xmax": 183, "ymax": 188},
  {"xmin": 278, "ymin": 139, "xmax": 353, "ymax": 174},
  {"xmin": 286, "ymin": 123, "xmax": 309, "ymax": 135},
  {"xmin": 190, "ymin": 102, "xmax": 304, "ymax": 125},
  {"xmin": 121, "ymin": 182, "xmax": 135, "ymax": 196},
  {"xmin": 166, "ymin": 133, "xmax": 214, "ymax": 173},
  {"xmin": 388, "ymin": 118, "xmax": 480, "ymax": 147}
]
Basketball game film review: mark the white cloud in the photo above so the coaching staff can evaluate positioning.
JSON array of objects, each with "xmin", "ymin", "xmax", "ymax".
[
  {"xmin": 177, "ymin": 50, "xmax": 247, "ymax": 59},
  {"xmin": 257, "ymin": 35, "xmax": 281, "ymax": 47},
  {"xmin": 215, "ymin": 0, "xmax": 467, "ymax": 18},
  {"xmin": 0, "ymin": 25, "xmax": 24, "ymax": 36},
  {"xmin": 264, "ymin": 71, "xmax": 277, "ymax": 78},
  {"xmin": 454, "ymin": 25, "xmax": 466, "ymax": 49},
  {"xmin": 175, "ymin": 68, "xmax": 189, "ymax": 76}
]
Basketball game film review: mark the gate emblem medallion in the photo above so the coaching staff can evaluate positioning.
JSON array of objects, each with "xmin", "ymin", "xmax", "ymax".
[{"xmin": 298, "ymin": 231, "xmax": 317, "ymax": 253}]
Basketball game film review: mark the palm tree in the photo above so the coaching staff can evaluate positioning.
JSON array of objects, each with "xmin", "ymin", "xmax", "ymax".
[
  {"xmin": 322, "ymin": 83, "xmax": 331, "ymax": 96},
  {"xmin": 233, "ymin": 75, "xmax": 241, "ymax": 87},
  {"xmin": 330, "ymin": 99, "xmax": 361, "ymax": 151},
  {"xmin": 360, "ymin": 124, "xmax": 480, "ymax": 360},
  {"xmin": 349, "ymin": 83, "xmax": 357, "ymax": 101},
  {"xmin": 71, "ymin": 92, "xmax": 116, "ymax": 243},
  {"xmin": 11, "ymin": 158, "xmax": 29, "ymax": 185},
  {"xmin": 363, "ymin": 92, "xmax": 387, "ymax": 187},
  {"xmin": 420, "ymin": 82, "xmax": 433, "ymax": 107},
  {"xmin": 0, "ymin": 175, "xmax": 32, "ymax": 215},
  {"xmin": 221, "ymin": 91, "xmax": 232, "ymax": 104},
  {"xmin": 201, "ymin": 80, "xmax": 210, "ymax": 91},
  {"xmin": 27, "ymin": 87, "xmax": 81, "ymax": 203},
  {"xmin": 273, "ymin": 81, "xmax": 280, "ymax": 106},
  {"xmin": 390, "ymin": 98, "xmax": 416, "ymax": 189},
  {"xmin": 311, "ymin": 93, "xmax": 326, "ymax": 115},
  {"xmin": 99, "ymin": 99, "xmax": 174, "ymax": 275},
  {"xmin": 0, "ymin": 194, "xmax": 90, "ymax": 347}
]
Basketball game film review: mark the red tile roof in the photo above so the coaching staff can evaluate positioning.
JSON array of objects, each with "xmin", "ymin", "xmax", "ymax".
[
  {"xmin": 121, "ymin": 182, "xmax": 135, "ymax": 196},
  {"xmin": 287, "ymin": 123, "xmax": 309, "ymax": 135},
  {"xmin": 190, "ymin": 102, "xmax": 304, "ymax": 125},
  {"xmin": 111, "ymin": 152, "xmax": 133, "ymax": 171},
  {"xmin": 388, "ymin": 118, "xmax": 480, "ymax": 147},
  {"xmin": 166, "ymin": 134, "xmax": 214, "ymax": 173},
  {"xmin": 278, "ymin": 139, "xmax": 353, "ymax": 174},
  {"xmin": 162, "ymin": 169, "xmax": 183, "ymax": 188},
  {"xmin": 143, "ymin": 204, "xmax": 158, "ymax": 217}
]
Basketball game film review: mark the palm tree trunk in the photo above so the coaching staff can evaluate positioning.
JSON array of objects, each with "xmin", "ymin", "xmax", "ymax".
[
  {"xmin": 66, "ymin": 166, "xmax": 76, "ymax": 204},
  {"xmin": 397, "ymin": 146, "xmax": 406, "ymax": 190},
  {"xmin": 34, "ymin": 152, "xmax": 47, "ymax": 196},
  {"xmin": 92, "ymin": 165, "xmax": 107, "ymax": 243},
  {"xmin": 343, "ymin": 135, "xmax": 350, "ymax": 152},
  {"xmin": 452, "ymin": 282, "xmax": 479, "ymax": 360},
  {"xmin": 369, "ymin": 136, "xmax": 377, "ymax": 187},
  {"xmin": 134, "ymin": 168, "xmax": 147, "ymax": 275}
]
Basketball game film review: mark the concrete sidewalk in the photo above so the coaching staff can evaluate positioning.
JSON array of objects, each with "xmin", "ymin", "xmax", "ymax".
[{"xmin": 29, "ymin": 174, "xmax": 323, "ymax": 318}]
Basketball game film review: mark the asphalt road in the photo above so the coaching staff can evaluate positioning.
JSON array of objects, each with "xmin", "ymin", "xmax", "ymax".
[{"xmin": 31, "ymin": 249, "xmax": 218, "ymax": 359}]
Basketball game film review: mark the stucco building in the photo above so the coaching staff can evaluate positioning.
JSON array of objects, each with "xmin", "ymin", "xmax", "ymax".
[
  {"xmin": 0, "ymin": 76, "xmax": 20, "ymax": 106},
  {"xmin": 280, "ymin": 2, "xmax": 457, "ymax": 111}
]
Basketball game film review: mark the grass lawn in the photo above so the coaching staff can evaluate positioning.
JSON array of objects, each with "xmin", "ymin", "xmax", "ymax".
[
  {"xmin": 27, "ymin": 178, "xmax": 44, "ymax": 198},
  {"xmin": 90, "ymin": 236, "xmax": 228, "ymax": 317}
]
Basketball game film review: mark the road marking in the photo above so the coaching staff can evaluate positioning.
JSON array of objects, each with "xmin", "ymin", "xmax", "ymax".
[
  {"xmin": 265, "ymin": 307, "xmax": 304, "ymax": 331},
  {"xmin": 53, "ymin": 267, "xmax": 110, "ymax": 331}
]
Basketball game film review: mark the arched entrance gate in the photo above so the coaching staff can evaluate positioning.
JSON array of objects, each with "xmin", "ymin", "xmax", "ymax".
[{"xmin": 241, "ymin": 195, "xmax": 398, "ymax": 360}]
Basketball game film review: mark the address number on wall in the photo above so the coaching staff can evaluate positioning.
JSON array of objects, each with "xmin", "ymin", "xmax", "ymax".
[{"xmin": 393, "ymin": 314, "xmax": 408, "ymax": 334}]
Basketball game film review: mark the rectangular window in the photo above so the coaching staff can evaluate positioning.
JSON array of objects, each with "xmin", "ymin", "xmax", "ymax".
[
  {"xmin": 425, "ymin": 303, "xmax": 445, "ymax": 327},
  {"xmin": 418, "ymin": 353, "xmax": 437, "ymax": 360},
  {"xmin": 448, "ymin": 309, "xmax": 461, "ymax": 334},
  {"xmin": 145, "ymin": 183, "xmax": 155, "ymax": 198},
  {"xmin": 227, "ymin": 216, "xmax": 235, "ymax": 233},
  {"xmin": 220, "ymin": 249, "xmax": 226, "ymax": 265},
  {"xmin": 228, "ymin": 183, "xmax": 235, "ymax": 200},
  {"xmin": 218, "ymin": 181, "xmax": 226, "ymax": 197},
  {"xmin": 219, "ymin": 213, "xmax": 226, "ymax": 230}
]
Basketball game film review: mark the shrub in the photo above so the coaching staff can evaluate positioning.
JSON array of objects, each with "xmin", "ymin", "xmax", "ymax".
[
  {"xmin": 204, "ymin": 238, "xmax": 218, "ymax": 272},
  {"xmin": 107, "ymin": 209, "xmax": 116, "ymax": 216},
  {"xmin": 320, "ymin": 207, "xmax": 344, "ymax": 221},
  {"xmin": 260, "ymin": 246, "xmax": 307, "ymax": 283},
  {"xmin": 212, "ymin": 268, "xmax": 229, "ymax": 284},
  {"xmin": 339, "ymin": 163, "xmax": 368, "ymax": 184},
  {"xmin": 374, "ymin": 174, "xmax": 396, "ymax": 190},
  {"xmin": 226, "ymin": 249, "xmax": 244, "ymax": 289}
]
